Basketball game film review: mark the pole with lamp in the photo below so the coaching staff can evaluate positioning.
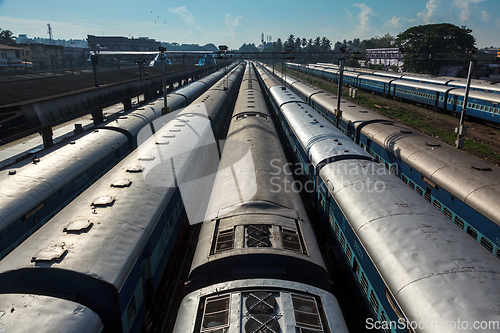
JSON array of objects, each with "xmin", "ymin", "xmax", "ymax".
[{"xmin": 218, "ymin": 45, "xmax": 228, "ymax": 90}]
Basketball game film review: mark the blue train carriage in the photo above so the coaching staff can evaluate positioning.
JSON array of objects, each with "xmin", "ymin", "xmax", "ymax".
[
  {"xmin": 447, "ymin": 88, "xmax": 500, "ymax": 122},
  {"xmin": 448, "ymin": 79, "xmax": 500, "ymax": 94},
  {"xmin": 189, "ymin": 62, "xmax": 330, "ymax": 291},
  {"xmin": 0, "ymin": 293, "xmax": 103, "ymax": 333},
  {"xmin": 0, "ymin": 66, "xmax": 232, "ymax": 260},
  {"xmin": 275, "ymin": 63, "xmax": 500, "ymax": 260},
  {"xmin": 0, "ymin": 104, "xmax": 222, "ymax": 332},
  {"xmin": 390, "ymin": 79, "xmax": 453, "ymax": 109},
  {"xmin": 0, "ymin": 67, "xmax": 245, "ymax": 333},
  {"xmin": 359, "ymin": 119, "xmax": 500, "ymax": 255},
  {"xmin": 0, "ymin": 129, "xmax": 129, "ymax": 260},
  {"xmin": 357, "ymin": 74, "xmax": 394, "ymax": 95},
  {"xmin": 173, "ymin": 279, "xmax": 349, "ymax": 333},
  {"xmin": 265, "ymin": 80, "xmax": 500, "ymax": 333},
  {"xmin": 318, "ymin": 152, "xmax": 500, "ymax": 333}
]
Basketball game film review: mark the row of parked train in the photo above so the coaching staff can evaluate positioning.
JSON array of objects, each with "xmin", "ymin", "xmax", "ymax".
[
  {"xmin": 173, "ymin": 62, "xmax": 350, "ymax": 333},
  {"xmin": 0, "ymin": 63, "xmax": 238, "ymax": 260},
  {"xmin": 287, "ymin": 62, "xmax": 500, "ymax": 124},
  {"xmin": 2, "ymin": 60, "xmax": 500, "ymax": 333},
  {"xmin": 274, "ymin": 62, "xmax": 500, "ymax": 261},
  {"xmin": 0, "ymin": 63, "xmax": 245, "ymax": 332},
  {"xmin": 0, "ymin": 61, "xmax": 353, "ymax": 333},
  {"xmin": 256, "ymin": 62, "xmax": 500, "ymax": 332}
]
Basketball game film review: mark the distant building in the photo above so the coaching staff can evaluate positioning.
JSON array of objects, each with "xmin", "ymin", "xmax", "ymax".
[
  {"xmin": 366, "ymin": 48, "xmax": 404, "ymax": 70},
  {"xmin": 18, "ymin": 44, "xmax": 63, "ymax": 69},
  {"xmin": 16, "ymin": 34, "xmax": 87, "ymax": 48},
  {"xmin": 87, "ymin": 35, "xmax": 160, "ymax": 52},
  {"xmin": 0, "ymin": 44, "xmax": 23, "ymax": 71}
]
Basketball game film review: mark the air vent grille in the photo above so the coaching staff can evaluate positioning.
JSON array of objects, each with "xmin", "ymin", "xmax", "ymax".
[{"xmin": 245, "ymin": 292, "xmax": 276, "ymax": 314}]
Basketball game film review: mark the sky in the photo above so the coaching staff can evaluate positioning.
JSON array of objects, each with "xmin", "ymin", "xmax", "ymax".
[{"xmin": 0, "ymin": 0, "xmax": 499, "ymax": 50}]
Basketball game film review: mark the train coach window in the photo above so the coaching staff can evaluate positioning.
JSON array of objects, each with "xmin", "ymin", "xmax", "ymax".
[
  {"xmin": 282, "ymin": 228, "xmax": 304, "ymax": 253},
  {"xmin": 126, "ymin": 296, "xmax": 137, "ymax": 326},
  {"xmin": 480, "ymin": 237, "xmax": 494, "ymax": 253},
  {"xmin": 408, "ymin": 181, "xmax": 415, "ymax": 190},
  {"xmin": 454, "ymin": 216, "xmax": 465, "ymax": 229},
  {"xmin": 214, "ymin": 228, "xmax": 235, "ymax": 254},
  {"xmin": 291, "ymin": 294, "xmax": 324, "ymax": 332},
  {"xmin": 496, "ymin": 250, "xmax": 500, "ymax": 259},
  {"xmin": 443, "ymin": 208, "xmax": 453, "ymax": 219},
  {"xmin": 432, "ymin": 200, "xmax": 441, "ymax": 211},
  {"xmin": 380, "ymin": 312, "xmax": 392, "ymax": 333},
  {"xmin": 202, "ymin": 294, "xmax": 230, "ymax": 332},
  {"xmin": 369, "ymin": 290, "xmax": 380, "ymax": 314},
  {"xmin": 360, "ymin": 273, "xmax": 369, "ymax": 295},
  {"xmin": 416, "ymin": 187, "xmax": 423, "ymax": 197},
  {"xmin": 466, "ymin": 226, "xmax": 478, "ymax": 240}
]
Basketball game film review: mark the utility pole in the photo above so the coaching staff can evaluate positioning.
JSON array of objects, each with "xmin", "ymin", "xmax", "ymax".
[
  {"xmin": 159, "ymin": 46, "xmax": 168, "ymax": 114},
  {"xmin": 218, "ymin": 45, "xmax": 228, "ymax": 90},
  {"xmin": 455, "ymin": 59, "xmax": 475, "ymax": 148},
  {"xmin": 335, "ymin": 47, "xmax": 346, "ymax": 128},
  {"xmin": 91, "ymin": 53, "xmax": 99, "ymax": 87}
]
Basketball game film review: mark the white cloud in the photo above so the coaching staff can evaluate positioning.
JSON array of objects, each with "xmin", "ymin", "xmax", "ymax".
[
  {"xmin": 387, "ymin": 16, "xmax": 406, "ymax": 29},
  {"xmin": 168, "ymin": 6, "xmax": 205, "ymax": 35},
  {"xmin": 351, "ymin": 3, "xmax": 373, "ymax": 36},
  {"xmin": 224, "ymin": 13, "xmax": 242, "ymax": 37},
  {"xmin": 344, "ymin": 8, "xmax": 353, "ymax": 19},
  {"xmin": 454, "ymin": 0, "xmax": 486, "ymax": 21},
  {"xmin": 481, "ymin": 10, "xmax": 490, "ymax": 22},
  {"xmin": 417, "ymin": 0, "xmax": 439, "ymax": 24}
]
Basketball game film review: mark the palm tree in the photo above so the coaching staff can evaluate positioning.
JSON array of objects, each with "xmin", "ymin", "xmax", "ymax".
[{"xmin": 0, "ymin": 29, "xmax": 17, "ymax": 45}]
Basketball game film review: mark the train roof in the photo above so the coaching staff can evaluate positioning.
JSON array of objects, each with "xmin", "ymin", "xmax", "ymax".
[
  {"xmin": 391, "ymin": 79, "xmax": 454, "ymax": 93},
  {"xmin": 0, "ymin": 294, "xmax": 103, "ymax": 333},
  {"xmin": 173, "ymin": 279, "xmax": 349, "ymax": 333},
  {"xmin": 320, "ymin": 158, "xmax": 500, "ymax": 331}
]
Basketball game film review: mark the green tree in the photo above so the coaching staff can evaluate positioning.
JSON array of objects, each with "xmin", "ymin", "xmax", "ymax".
[
  {"xmin": 321, "ymin": 37, "xmax": 331, "ymax": 51},
  {"xmin": 395, "ymin": 23, "xmax": 475, "ymax": 74},
  {"xmin": 294, "ymin": 37, "xmax": 302, "ymax": 52},
  {"xmin": 0, "ymin": 29, "xmax": 17, "ymax": 45},
  {"xmin": 286, "ymin": 34, "xmax": 295, "ymax": 48},
  {"xmin": 360, "ymin": 33, "xmax": 394, "ymax": 51}
]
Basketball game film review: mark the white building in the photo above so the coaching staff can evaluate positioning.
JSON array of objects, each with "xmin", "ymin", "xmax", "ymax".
[
  {"xmin": 366, "ymin": 48, "xmax": 403, "ymax": 70},
  {"xmin": 0, "ymin": 44, "xmax": 23, "ymax": 70}
]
